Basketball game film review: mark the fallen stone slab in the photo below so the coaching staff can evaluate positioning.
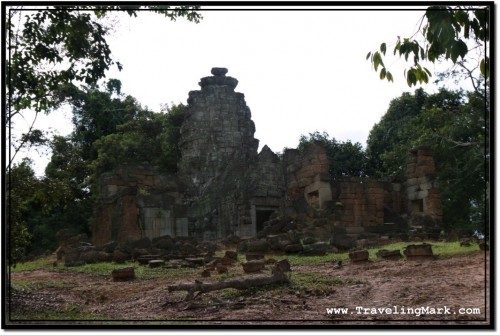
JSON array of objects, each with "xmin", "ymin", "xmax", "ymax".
[
  {"xmin": 404, "ymin": 243, "xmax": 434, "ymax": 260},
  {"xmin": 349, "ymin": 249, "xmax": 369, "ymax": 263},
  {"xmin": 112, "ymin": 267, "xmax": 135, "ymax": 281},
  {"xmin": 284, "ymin": 244, "xmax": 303, "ymax": 254},
  {"xmin": 137, "ymin": 255, "xmax": 160, "ymax": 265},
  {"xmin": 242, "ymin": 260, "xmax": 265, "ymax": 273},
  {"xmin": 301, "ymin": 242, "xmax": 329, "ymax": 256}
]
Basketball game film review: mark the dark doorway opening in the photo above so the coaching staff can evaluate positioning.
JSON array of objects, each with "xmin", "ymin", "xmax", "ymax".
[
  {"xmin": 256, "ymin": 210, "xmax": 275, "ymax": 232},
  {"xmin": 411, "ymin": 199, "xmax": 424, "ymax": 213}
]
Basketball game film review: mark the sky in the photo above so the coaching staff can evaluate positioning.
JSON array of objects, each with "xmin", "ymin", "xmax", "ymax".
[{"xmin": 13, "ymin": 6, "xmax": 465, "ymax": 176}]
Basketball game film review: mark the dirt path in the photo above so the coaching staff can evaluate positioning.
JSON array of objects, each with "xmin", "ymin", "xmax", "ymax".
[{"xmin": 8, "ymin": 251, "xmax": 489, "ymax": 325}]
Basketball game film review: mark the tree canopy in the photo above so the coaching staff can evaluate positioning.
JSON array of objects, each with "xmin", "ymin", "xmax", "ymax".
[
  {"xmin": 6, "ymin": 5, "xmax": 201, "ymax": 168},
  {"xmin": 299, "ymin": 131, "xmax": 368, "ymax": 179},
  {"xmin": 366, "ymin": 87, "xmax": 488, "ymax": 233}
]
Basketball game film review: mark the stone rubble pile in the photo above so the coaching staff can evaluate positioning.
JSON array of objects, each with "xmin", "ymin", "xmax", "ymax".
[{"xmin": 55, "ymin": 229, "xmax": 219, "ymax": 267}]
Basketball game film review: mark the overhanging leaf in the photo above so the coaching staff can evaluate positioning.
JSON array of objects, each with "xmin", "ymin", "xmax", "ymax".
[{"xmin": 380, "ymin": 43, "xmax": 387, "ymax": 55}]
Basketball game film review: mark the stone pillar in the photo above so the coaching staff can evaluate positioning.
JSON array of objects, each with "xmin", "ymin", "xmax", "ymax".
[
  {"xmin": 177, "ymin": 68, "xmax": 261, "ymax": 239},
  {"xmin": 405, "ymin": 146, "xmax": 442, "ymax": 222}
]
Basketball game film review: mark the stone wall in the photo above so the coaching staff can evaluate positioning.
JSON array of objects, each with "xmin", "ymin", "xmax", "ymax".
[
  {"xmin": 92, "ymin": 165, "xmax": 185, "ymax": 247},
  {"xmin": 328, "ymin": 178, "xmax": 406, "ymax": 236},
  {"xmin": 284, "ymin": 143, "xmax": 332, "ymax": 209}
]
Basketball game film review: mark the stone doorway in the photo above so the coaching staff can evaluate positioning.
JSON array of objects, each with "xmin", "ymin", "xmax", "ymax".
[{"xmin": 255, "ymin": 209, "xmax": 275, "ymax": 232}]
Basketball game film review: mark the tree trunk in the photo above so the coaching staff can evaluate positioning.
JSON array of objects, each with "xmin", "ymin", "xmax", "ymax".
[{"xmin": 168, "ymin": 265, "xmax": 290, "ymax": 300}]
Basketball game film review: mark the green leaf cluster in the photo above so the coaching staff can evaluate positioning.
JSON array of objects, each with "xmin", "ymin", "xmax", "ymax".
[
  {"xmin": 91, "ymin": 103, "xmax": 186, "ymax": 177},
  {"xmin": 298, "ymin": 131, "xmax": 368, "ymax": 179},
  {"xmin": 366, "ymin": 88, "xmax": 489, "ymax": 233},
  {"xmin": 367, "ymin": 6, "xmax": 490, "ymax": 86},
  {"xmin": 7, "ymin": 5, "xmax": 201, "ymax": 166}
]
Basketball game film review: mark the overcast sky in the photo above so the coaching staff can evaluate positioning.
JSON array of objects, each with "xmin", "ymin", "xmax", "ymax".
[{"xmin": 16, "ymin": 6, "xmax": 463, "ymax": 175}]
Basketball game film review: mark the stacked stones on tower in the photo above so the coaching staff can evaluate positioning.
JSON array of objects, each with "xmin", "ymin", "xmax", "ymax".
[
  {"xmin": 177, "ymin": 67, "xmax": 259, "ymax": 196},
  {"xmin": 91, "ymin": 67, "xmax": 443, "ymax": 248}
]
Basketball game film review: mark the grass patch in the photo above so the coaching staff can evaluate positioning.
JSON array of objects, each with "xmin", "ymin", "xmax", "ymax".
[
  {"xmin": 428, "ymin": 241, "xmax": 480, "ymax": 258},
  {"xmin": 278, "ymin": 240, "xmax": 480, "ymax": 266},
  {"xmin": 288, "ymin": 272, "xmax": 364, "ymax": 296},
  {"xmin": 278, "ymin": 253, "xmax": 350, "ymax": 267},
  {"xmin": 366, "ymin": 240, "xmax": 479, "ymax": 259},
  {"xmin": 55, "ymin": 261, "xmax": 199, "ymax": 280},
  {"xmin": 9, "ymin": 256, "xmax": 55, "ymax": 273}
]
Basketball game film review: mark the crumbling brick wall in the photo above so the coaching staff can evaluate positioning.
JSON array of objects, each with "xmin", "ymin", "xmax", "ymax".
[
  {"xmin": 284, "ymin": 143, "xmax": 331, "ymax": 209},
  {"xmin": 92, "ymin": 165, "xmax": 182, "ymax": 246}
]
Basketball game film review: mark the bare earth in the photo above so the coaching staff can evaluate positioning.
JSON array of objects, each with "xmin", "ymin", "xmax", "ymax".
[{"xmin": 8, "ymin": 251, "xmax": 490, "ymax": 327}]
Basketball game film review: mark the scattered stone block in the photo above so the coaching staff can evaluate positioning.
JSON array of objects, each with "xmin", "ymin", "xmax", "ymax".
[
  {"xmin": 284, "ymin": 244, "xmax": 303, "ymax": 253},
  {"xmin": 404, "ymin": 244, "xmax": 434, "ymax": 260},
  {"xmin": 246, "ymin": 239, "xmax": 271, "ymax": 252},
  {"xmin": 242, "ymin": 260, "xmax": 265, "ymax": 273},
  {"xmin": 80, "ymin": 250, "xmax": 99, "ymax": 264},
  {"xmin": 301, "ymin": 242, "xmax": 329, "ymax": 256},
  {"xmin": 275, "ymin": 259, "xmax": 291, "ymax": 272},
  {"xmin": 112, "ymin": 249, "xmax": 130, "ymax": 264},
  {"xmin": 349, "ymin": 249, "xmax": 369, "ymax": 263},
  {"xmin": 137, "ymin": 255, "xmax": 160, "ymax": 265},
  {"xmin": 97, "ymin": 251, "xmax": 112, "ymax": 262},
  {"xmin": 112, "ymin": 267, "xmax": 135, "ymax": 281}
]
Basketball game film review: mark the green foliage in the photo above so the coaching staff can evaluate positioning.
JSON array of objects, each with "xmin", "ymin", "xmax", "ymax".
[
  {"xmin": 366, "ymin": 88, "xmax": 427, "ymax": 179},
  {"xmin": 7, "ymin": 5, "xmax": 201, "ymax": 115},
  {"xmin": 70, "ymin": 82, "xmax": 151, "ymax": 162},
  {"xmin": 6, "ymin": 159, "xmax": 36, "ymax": 265},
  {"xmin": 91, "ymin": 103, "xmax": 186, "ymax": 176},
  {"xmin": 366, "ymin": 88, "xmax": 488, "ymax": 233},
  {"xmin": 8, "ymin": 79, "xmax": 187, "ymax": 260},
  {"xmin": 298, "ymin": 131, "xmax": 368, "ymax": 179},
  {"xmin": 368, "ymin": 6, "xmax": 490, "ymax": 86},
  {"xmin": 7, "ymin": 5, "xmax": 201, "ymax": 166}
]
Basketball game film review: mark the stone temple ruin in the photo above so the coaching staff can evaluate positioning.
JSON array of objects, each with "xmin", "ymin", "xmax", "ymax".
[{"xmin": 92, "ymin": 68, "xmax": 442, "ymax": 252}]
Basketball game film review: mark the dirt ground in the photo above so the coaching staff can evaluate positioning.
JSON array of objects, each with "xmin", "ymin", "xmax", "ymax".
[{"xmin": 7, "ymin": 250, "xmax": 490, "ymax": 327}]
